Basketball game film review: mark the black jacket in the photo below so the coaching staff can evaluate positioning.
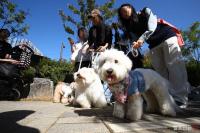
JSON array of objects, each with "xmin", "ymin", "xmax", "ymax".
[
  {"xmin": 88, "ymin": 23, "xmax": 112, "ymax": 50},
  {"xmin": 0, "ymin": 40, "xmax": 12, "ymax": 59}
]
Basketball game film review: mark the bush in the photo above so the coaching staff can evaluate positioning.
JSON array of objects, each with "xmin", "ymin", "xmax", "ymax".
[
  {"xmin": 20, "ymin": 58, "xmax": 74, "ymax": 84},
  {"xmin": 20, "ymin": 66, "xmax": 36, "ymax": 83},
  {"xmin": 186, "ymin": 60, "xmax": 200, "ymax": 87}
]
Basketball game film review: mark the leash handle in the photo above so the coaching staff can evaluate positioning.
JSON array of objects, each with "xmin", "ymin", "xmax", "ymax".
[
  {"xmin": 78, "ymin": 55, "xmax": 83, "ymax": 71},
  {"xmin": 126, "ymin": 48, "xmax": 139, "ymax": 57},
  {"xmin": 132, "ymin": 48, "xmax": 138, "ymax": 57}
]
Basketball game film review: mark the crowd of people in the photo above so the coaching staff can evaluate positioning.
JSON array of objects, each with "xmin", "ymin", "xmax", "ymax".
[{"xmin": 68, "ymin": 3, "xmax": 190, "ymax": 107}]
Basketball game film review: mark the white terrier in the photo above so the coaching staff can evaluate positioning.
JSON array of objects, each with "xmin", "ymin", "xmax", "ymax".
[
  {"xmin": 73, "ymin": 67, "xmax": 107, "ymax": 108},
  {"xmin": 53, "ymin": 82, "xmax": 74, "ymax": 104},
  {"xmin": 96, "ymin": 49, "xmax": 177, "ymax": 121}
]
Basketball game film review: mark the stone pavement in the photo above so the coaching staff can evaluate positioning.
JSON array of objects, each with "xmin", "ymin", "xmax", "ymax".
[{"xmin": 0, "ymin": 101, "xmax": 200, "ymax": 133}]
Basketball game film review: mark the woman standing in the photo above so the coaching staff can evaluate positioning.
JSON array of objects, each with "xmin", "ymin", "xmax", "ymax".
[
  {"xmin": 69, "ymin": 27, "xmax": 91, "ymax": 72},
  {"xmin": 118, "ymin": 4, "xmax": 190, "ymax": 107}
]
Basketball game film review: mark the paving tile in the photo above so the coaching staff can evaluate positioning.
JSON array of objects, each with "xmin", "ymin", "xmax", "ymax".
[
  {"xmin": 47, "ymin": 123, "xmax": 110, "ymax": 133},
  {"xmin": 57, "ymin": 116, "xmax": 102, "ymax": 124},
  {"xmin": 20, "ymin": 117, "xmax": 57, "ymax": 133},
  {"xmin": 104, "ymin": 121, "xmax": 166, "ymax": 133}
]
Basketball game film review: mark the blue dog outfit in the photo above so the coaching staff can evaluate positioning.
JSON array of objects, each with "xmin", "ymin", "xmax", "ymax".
[{"xmin": 108, "ymin": 71, "xmax": 145, "ymax": 104}]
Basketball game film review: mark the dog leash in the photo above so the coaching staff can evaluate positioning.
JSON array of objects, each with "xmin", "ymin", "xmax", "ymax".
[
  {"xmin": 126, "ymin": 47, "xmax": 139, "ymax": 57},
  {"xmin": 91, "ymin": 51, "xmax": 100, "ymax": 68},
  {"xmin": 78, "ymin": 55, "xmax": 83, "ymax": 71},
  {"xmin": 78, "ymin": 41, "xmax": 90, "ymax": 71}
]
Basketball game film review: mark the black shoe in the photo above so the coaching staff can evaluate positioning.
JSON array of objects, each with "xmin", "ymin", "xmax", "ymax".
[{"xmin": 175, "ymin": 101, "xmax": 188, "ymax": 108}]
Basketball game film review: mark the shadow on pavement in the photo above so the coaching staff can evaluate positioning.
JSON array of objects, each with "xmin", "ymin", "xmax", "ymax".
[{"xmin": 0, "ymin": 110, "xmax": 40, "ymax": 133}]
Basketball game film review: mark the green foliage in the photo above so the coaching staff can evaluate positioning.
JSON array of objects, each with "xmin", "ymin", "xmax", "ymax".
[
  {"xmin": 143, "ymin": 54, "xmax": 152, "ymax": 69},
  {"xmin": 182, "ymin": 21, "xmax": 200, "ymax": 61},
  {"xmin": 186, "ymin": 60, "xmax": 200, "ymax": 87},
  {"xmin": 20, "ymin": 58, "xmax": 74, "ymax": 84},
  {"xmin": 20, "ymin": 66, "xmax": 36, "ymax": 83},
  {"xmin": 181, "ymin": 21, "xmax": 200, "ymax": 86},
  {"xmin": 59, "ymin": 0, "xmax": 117, "ymax": 35},
  {"xmin": 0, "ymin": 0, "xmax": 29, "ymax": 37}
]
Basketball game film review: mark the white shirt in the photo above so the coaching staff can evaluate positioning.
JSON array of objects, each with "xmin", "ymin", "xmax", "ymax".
[{"xmin": 70, "ymin": 41, "xmax": 91, "ymax": 62}]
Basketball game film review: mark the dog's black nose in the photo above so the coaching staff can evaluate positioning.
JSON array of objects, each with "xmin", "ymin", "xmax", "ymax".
[{"xmin": 106, "ymin": 68, "xmax": 113, "ymax": 74}]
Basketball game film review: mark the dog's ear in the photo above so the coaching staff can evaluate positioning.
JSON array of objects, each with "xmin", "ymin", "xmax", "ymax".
[
  {"xmin": 95, "ymin": 51, "xmax": 104, "ymax": 70},
  {"xmin": 73, "ymin": 71, "xmax": 78, "ymax": 80},
  {"xmin": 89, "ymin": 68, "xmax": 98, "ymax": 77},
  {"xmin": 125, "ymin": 55, "xmax": 132, "ymax": 72},
  {"xmin": 119, "ymin": 51, "xmax": 132, "ymax": 72}
]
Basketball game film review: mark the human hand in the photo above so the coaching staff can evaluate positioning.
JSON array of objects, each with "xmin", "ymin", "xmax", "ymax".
[
  {"xmin": 68, "ymin": 37, "xmax": 74, "ymax": 46},
  {"xmin": 82, "ymin": 44, "xmax": 89, "ymax": 54},
  {"xmin": 96, "ymin": 46, "xmax": 106, "ymax": 52},
  {"xmin": 96, "ymin": 43, "xmax": 108, "ymax": 52},
  {"xmin": 10, "ymin": 59, "xmax": 20, "ymax": 65},
  {"xmin": 132, "ymin": 39, "xmax": 144, "ymax": 49}
]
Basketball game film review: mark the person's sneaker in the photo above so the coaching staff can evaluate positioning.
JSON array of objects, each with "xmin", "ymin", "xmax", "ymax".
[{"xmin": 175, "ymin": 101, "xmax": 188, "ymax": 108}]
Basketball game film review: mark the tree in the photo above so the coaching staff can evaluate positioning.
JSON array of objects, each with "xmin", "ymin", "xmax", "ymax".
[
  {"xmin": 0, "ymin": 0, "xmax": 29, "ymax": 38},
  {"xmin": 59, "ymin": 0, "xmax": 117, "ymax": 35},
  {"xmin": 182, "ymin": 21, "xmax": 200, "ymax": 62}
]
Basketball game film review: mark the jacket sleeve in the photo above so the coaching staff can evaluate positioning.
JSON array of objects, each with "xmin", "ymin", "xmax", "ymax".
[
  {"xmin": 105, "ymin": 25, "xmax": 112, "ymax": 48},
  {"xmin": 88, "ymin": 27, "xmax": 94, "ymax": 47},
  {"xmin": 138, "ymin": 8, "xmax": 157, "ymax": 42}
]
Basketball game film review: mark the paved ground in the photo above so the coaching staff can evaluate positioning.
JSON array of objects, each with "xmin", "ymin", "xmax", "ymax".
[{"xmin": 0, "ymin": 101, "xmax": 200, "ymax": 133}]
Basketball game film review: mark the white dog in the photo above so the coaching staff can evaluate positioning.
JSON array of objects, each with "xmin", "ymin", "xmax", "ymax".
[
  {"xmin": 72, "ymin": 67, "xmax": 107, "ymax": 108},
  {"xmin": 96, "ymin": 49, "xmax": 177, "ymax": 121},
  {"xmin": 53, "ymin": 82, "xmax": 74, "ymax": 104}
]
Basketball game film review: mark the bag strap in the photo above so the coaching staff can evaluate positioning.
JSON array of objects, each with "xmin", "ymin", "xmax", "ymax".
[{"xmin": 157, "ymin": 18, "xmax": 184, "ymax": 46}]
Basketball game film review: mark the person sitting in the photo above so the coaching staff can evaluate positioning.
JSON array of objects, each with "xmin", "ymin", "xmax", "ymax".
[
  {"xmin": 0, "ymin": 29, "xmax": 20, "ymax": 77},
  {"xmin": 0, "ymin": 29, "xmax": 20, "ymax": 99}
]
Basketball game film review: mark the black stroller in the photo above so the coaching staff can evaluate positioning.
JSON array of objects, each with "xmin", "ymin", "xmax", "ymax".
[{"xmin": 0, "ymin": 44, "xmax": 33, "ymax": 100}]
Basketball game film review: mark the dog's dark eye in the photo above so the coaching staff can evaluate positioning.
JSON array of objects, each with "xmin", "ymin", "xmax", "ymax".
[
  {"xmin": 68, "ymin": 95, "xmax": 71, "ymax": 98},
  {"xmin": 114, "ymin": 60, "xmax": 118, "ymax": 63}
]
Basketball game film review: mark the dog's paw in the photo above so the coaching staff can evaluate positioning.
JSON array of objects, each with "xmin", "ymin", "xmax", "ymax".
[
  {"xmin": 160, "ymin": 104, "xmax": 176, "ymax": 117},
  {"xmin": 53, "ymin": 100, "xmax": 61, "ymax": 103},
  {"xmin": 113, "ymin": 102, "xmax": 125, "ymax": 119},
  {"xmin": 113, "ymin": 109, "xmax": 125, "ymax": 119},
  {"xmin": 61, "ymin": 98, "xmax": 69, "ymax": 104},
  {"xmin": 126, "ymin": 111, "xmax": 143, "ymax": 121},
  {"xmin": 126, "ymin": 107, "xmax": 143, "ymax": 121}
]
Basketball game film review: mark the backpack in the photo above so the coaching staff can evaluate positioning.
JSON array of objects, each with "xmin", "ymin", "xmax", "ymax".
[{"xmin": 157, "ymin": 18, "xmax": 184, "ymax": 47}]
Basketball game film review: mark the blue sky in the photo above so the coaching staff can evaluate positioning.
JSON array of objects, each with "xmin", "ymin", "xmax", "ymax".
[{"xmin": 10, "ymin": 0, "xmax": 200, "ymax": 60}]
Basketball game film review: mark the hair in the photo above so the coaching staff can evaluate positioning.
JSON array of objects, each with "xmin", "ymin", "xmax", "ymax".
[
  {"xmin": 0, "ymin": 29, "xmax": 10, "ymax": 38},
  {"xmin": 77, "ymin": 27, "xmax": 87, "ymax": 37},
  {"xmin": 118, "ymin": 4, "xmax": 139, "ymax": 29}
]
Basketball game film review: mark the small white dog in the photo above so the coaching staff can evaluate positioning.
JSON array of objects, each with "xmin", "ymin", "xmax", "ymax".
[
  {"xmin": 72, "ymin": 67, "xmax": 107, "ymax": 108},
  {"xmin": 53, "ymin": 82, "xmax": 74, "ymax": 104},
  {"xmin": 96, "ymin": 49, "xmax": 177, "ymax": 121}
]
